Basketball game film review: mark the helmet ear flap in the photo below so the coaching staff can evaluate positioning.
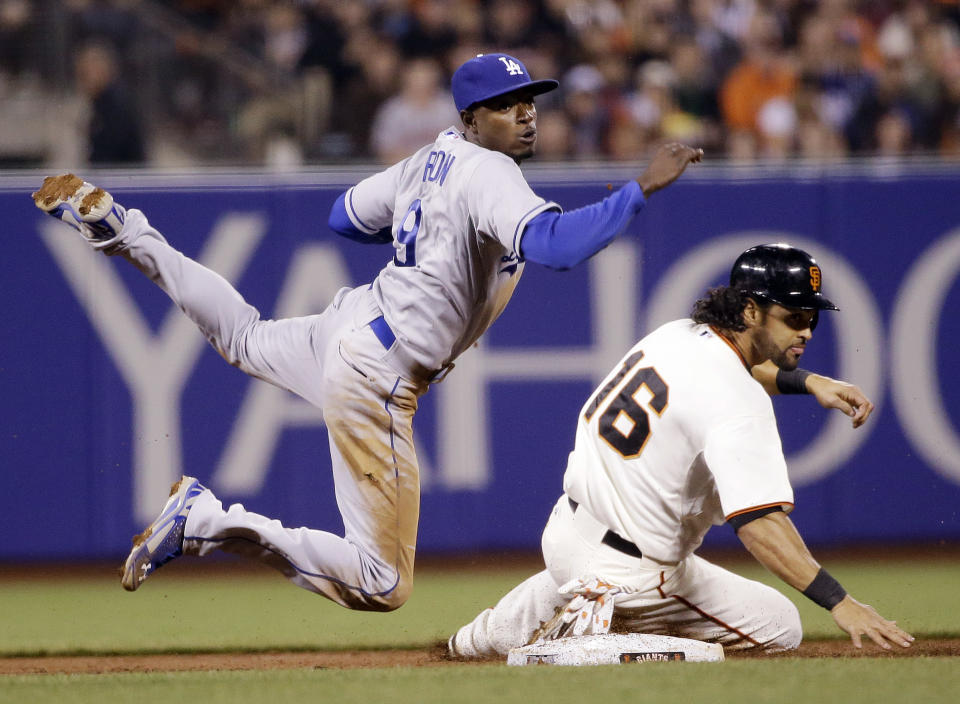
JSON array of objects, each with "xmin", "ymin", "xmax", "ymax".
[{"xmin": 810, "ymin": 309, "xmax": 819, "ymax": 332}]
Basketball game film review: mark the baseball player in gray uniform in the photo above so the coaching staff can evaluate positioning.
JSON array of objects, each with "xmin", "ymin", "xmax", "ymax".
[
  {"xmin": 32, "ymin": 53, "xmax": 702, "ymax": 612},
  {"xmin": 449, "ymin": 244, "xmax": 914, "ymax": 656}
]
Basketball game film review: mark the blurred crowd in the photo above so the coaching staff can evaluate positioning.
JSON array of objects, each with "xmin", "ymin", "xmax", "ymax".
[{"xmin": 3, "ymin": 0, "xmax": 960, "ymax": 167}]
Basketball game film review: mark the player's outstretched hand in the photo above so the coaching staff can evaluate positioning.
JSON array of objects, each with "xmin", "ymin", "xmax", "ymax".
[
  {"xmin": 806, "ymin": 374, "xmax": 875, "ymax": 428},
  {"xmin": 830, "ymin": 595, "xmax": 914, "ymax": 650},
  {"xmin": 637, "ymin": 143, "xmax": 703, "ymax": 196}
]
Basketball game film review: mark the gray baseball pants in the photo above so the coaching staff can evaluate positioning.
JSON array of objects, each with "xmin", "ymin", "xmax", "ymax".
[{"xmin": 115, "ymin": 208, "xmax": 426, "ymax": 611}]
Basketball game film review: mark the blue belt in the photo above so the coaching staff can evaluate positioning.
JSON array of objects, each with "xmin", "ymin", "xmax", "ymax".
[
  {"xmin": 368, "ymin": 315, "xmax": 453, "ymax": 383},
  {"xmin": 369, "ymin": 315, "xmax": 397, "ymax": 350}
]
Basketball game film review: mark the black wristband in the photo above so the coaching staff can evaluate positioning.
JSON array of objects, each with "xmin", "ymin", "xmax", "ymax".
[
  {"xmin": 802, "ymin": 568, "xmax": 848, "ymax": 610},
  {"xmin": 776, "ymin": 368, "xmax": 812, "ymax": 394}
]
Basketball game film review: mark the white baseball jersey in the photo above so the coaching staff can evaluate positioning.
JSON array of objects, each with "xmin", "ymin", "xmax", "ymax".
[
  {"xmin": 343, "ymin": 127, "xmax": 560, "ymax": 370},
  {"xmin": 451, "ymin": 318, "xmax": 803, "ymax": 657},
  {"xmin": 563, "ymin": 319, "xmax": 795, "ymax": 563}
]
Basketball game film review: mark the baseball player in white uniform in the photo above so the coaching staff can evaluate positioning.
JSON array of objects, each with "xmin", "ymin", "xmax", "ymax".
[
  {"xmin": 449, "ymin": 244, "xmax": 914, "ymax": 655},
  {"xmin": 32, "ymin": 54, "xmax": 702, "ymax": 612}
]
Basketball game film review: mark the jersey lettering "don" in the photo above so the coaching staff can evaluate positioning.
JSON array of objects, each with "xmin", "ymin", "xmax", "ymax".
[{"xmin": 422, "ymin": 150, "xmax": 456, "ymax": 186}]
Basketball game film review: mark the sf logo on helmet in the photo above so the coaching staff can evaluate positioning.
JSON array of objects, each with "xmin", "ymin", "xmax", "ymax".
[
  {"xmin": 499, "ymin": 57, "xmax": 524, "ymax": 75},
  {"xmin": 809, "ymin": 266, "xmax": 822, "ymax": 291}
]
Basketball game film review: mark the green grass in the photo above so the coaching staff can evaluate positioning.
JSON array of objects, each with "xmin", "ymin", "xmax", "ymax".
[
  {"xmin": 718, "ymin": 556, "xmax": 960, "ymax": 639},
  {"xmin": 1, "ymin": 555, "xmax": 958, "ymax": 703},
  {"xmin": 2, "ymin": 660, "xmax": 959, "ymax": 704},
  {"xmin": 0, "ymin": 561, "xmax": 535, "ymax": 654},
  {"xmin": 5, "ymin": 555, "xmax": 955, "ymax": 654}
]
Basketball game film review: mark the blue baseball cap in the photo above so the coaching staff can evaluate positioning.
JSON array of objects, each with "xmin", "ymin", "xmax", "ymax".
[{"xmin": 451, "ymin": 53, "xmax": 559, "ymax": 112}]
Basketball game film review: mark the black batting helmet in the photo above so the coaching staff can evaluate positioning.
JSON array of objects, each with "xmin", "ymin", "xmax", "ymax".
[{"xmin": 730, "ymin": 243, "xmax": 838, "ymax": 312}]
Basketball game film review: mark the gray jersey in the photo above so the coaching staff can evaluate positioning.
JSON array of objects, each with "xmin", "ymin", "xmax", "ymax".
[{"xmin": 344, "ymin": 127, "xmax": 560, "ymax": 370}]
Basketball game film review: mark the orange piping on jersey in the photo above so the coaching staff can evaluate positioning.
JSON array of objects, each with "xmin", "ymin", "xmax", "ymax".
[
  {"xmin": 709, "ymin": 325, "xmax": 750, "ymax": 370},
  {"xmin": 656, "ymin": 571, "xmax": 668, "ymax": 599},
  {"xmin": 656, "ymin": 571, "xmax": 761, "ymax": 647},
  {"xmin": 725, "ymin": 502, "xmax": 795, "ymax": 522},
  {"xmin": 671, "ymin": 593, "xmax": 762, "ymax": 648}
]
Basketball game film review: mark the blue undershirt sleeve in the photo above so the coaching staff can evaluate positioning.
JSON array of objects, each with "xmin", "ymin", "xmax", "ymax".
[
  {"xmin": 328, "ymin": 191, "xmax": 393, "ymax": 244},
  {"xmin": 520, "ymin": 180, "xmax": 646, "ymax": 270}
]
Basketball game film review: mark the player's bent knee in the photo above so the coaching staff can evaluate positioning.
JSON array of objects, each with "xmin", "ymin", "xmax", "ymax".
[
  {"xmin": 774, "ymin": 603, "xmax": 803, "ymax": 650},
  {"xmin": 758, "ymin": 596, "xmax": 802, "ymax": 651},
  {"xmin": 379, "ymin": 582, "xmax": 413, "ymax": 612},
  {"xmin": 353, "ymin": 576, "xmax": 413, "ymax": 612},
  {"xmin": 342, "ymin": 561, "xmax": 414, "ymax": 612}
]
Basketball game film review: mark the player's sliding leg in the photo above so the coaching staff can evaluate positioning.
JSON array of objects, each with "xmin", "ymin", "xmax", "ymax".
[
  {"xmin": 451, "ymin": 563, "xmax": 800, "ymax": 657},
  {"xmin": 449, "ymin": 569, "xmax": 567, "ymax": 658},
  {"xmin": 534, "ymin": 495, "xmax": 801, "ymax": 652},
  {"xmin": 612, "ymin": 554, "xmax": 802, "ymax": 651},
  {"xmin": 449, "ymin": 494, "xmax": 802, "ymax": 658}
]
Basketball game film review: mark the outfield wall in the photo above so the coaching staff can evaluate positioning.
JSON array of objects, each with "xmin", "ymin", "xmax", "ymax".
[{"xmin": 2, "ymin": 164, "xmax": 959, "ymax": 559}]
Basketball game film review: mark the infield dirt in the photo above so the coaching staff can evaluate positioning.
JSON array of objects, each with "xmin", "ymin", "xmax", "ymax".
[{"xmin": 2, "ymin": 638, "xmax": 958, "ymax": 675}]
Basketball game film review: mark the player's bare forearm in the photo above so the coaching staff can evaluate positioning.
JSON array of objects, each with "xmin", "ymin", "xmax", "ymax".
[
  {"xmin": 636, "ymin": 143, "xmax": 703, "ymax": 196},
  {"xmin": 736, "ymin": 511, "xmax": 821, "ymax": 592},
  {"xmin": 740, "ymin": 513, "xmax": 914, "ymax": 650},
  {"xmin": 750, "ymin": 362, "xmax": 874, "ymax": 428}
]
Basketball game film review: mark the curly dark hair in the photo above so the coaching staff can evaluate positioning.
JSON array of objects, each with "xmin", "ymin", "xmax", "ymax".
[{"xmin": 690, "ymin": 286, "xmax": 768, "ymax": 332}]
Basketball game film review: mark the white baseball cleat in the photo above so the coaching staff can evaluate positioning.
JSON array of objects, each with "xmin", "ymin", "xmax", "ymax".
[
  {"xmin": 32, "ymin": 173, "xmax": 126, "ymax": 243},
  {"xmin": 120, "ymin": 476, "xmax": 207, "ymax": 592}
]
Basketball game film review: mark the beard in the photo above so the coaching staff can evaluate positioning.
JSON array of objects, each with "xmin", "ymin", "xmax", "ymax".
[
  {"xmin": 772, "ymin": 350, "xmax": 800, "ymax": 371},
  {"xmin": 756, "ymin": 329, "xmax": 800, "ymax": 371}
]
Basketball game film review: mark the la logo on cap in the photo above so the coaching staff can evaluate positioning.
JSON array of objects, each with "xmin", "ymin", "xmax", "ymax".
[
  {"xmin": 499, "ymin": 57, "xmax": 524, "ymax": 75},
  {"xmin": 451, "ymin": 52, "xmax": 559, "ymax": 111}
]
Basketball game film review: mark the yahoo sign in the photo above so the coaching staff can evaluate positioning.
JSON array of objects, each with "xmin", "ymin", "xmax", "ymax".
[{"xmin": 1, "ymin": 166, "xmax": 958, "ymax": 559}]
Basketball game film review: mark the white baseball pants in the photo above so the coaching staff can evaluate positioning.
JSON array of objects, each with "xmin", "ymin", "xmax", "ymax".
[
  {"xmin": 451, "ymin": 495, "xmax": 802, "ymax": 656},
  {"xmin": 114, "ymin": 209, "xmax": 426, "ymax": 611}
]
